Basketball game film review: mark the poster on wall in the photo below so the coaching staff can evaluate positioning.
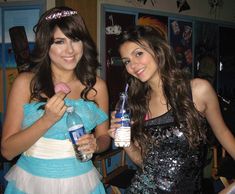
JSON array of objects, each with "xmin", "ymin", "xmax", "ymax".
[
  {"xmin": 4, "ymin": 9, "xmax": 39, "ymax": 68},
  {"xmin": 137, "ymin": 13, "xmax": 168, "ymax": 38},
  {"xmin": 105, "ymin": 11, "xmax": 136, "ymax": 110},
  {"xmin": 1, "ymin": 7, "xmax": 40, "ymax": 115},
  {"xmin": 169, "ymin": 19, "xmax": 193, "ymax": 73}
]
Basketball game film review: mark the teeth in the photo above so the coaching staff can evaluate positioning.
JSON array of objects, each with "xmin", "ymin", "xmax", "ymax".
[
  {"xmin": 136, "ymin": 68, "xmax": 144, "ymax": 75},
  {"xmin": 64, "ymin": 57, "xmax": 75, "ymax": 61}
]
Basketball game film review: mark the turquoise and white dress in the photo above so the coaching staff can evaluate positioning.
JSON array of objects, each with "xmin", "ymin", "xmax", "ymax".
[{"xmin": 4, "ymin": 99, "xmax": 108, "ymax": 194}]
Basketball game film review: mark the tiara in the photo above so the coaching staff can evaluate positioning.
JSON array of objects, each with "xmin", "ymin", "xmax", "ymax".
[{"xmin": 45, "ymin": 10, "xmax": 77, "ymax": 20}]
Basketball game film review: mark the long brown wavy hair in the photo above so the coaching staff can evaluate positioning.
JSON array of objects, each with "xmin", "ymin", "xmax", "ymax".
[
  {"xmin": 118, "ymin": 25, "xmax": 206, "ymax": 149},
  {"xmin": 29, "ymin": 6, "xmax": 99, "ymax": 103}
]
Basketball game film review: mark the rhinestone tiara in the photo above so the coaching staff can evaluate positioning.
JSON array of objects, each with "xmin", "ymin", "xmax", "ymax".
[{"xmin": 45, "ymin": 10, "xmax": 77, "ymax": 20}]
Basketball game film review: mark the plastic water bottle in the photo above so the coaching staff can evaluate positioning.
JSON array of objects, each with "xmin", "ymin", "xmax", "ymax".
[
  {"xmin": 66, "ymin": 106, "xmax": 92, "ymax": 162},
  {"xmin": 114, "ymin": 92, "xmax": 131, "ymax": 147}
]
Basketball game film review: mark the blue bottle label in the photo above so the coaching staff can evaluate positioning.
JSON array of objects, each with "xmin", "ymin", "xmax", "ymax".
[
  {"xmin": 68, "ymin": 124, "xmax": 85, "ymax": 144},
  {"xmin": 115, "ymin": 112, "xmax": 130, "ymax": 127}
]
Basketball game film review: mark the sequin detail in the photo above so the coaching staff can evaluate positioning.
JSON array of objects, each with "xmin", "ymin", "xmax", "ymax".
[{"xmin": 126, "ymin": 110, "xmax": 206, "ymax": 194}]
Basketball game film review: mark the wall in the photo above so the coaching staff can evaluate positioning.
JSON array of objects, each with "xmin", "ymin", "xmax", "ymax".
[
  {"xmin": 0, "ymin": 0, "xmax": 54, "ymax": 10},
  {"xmin": 0, "ymin": 1, "xmax": 45, "ymax": 115},
  {"xmin": 46, "ymin": 0, "xmax": 55, "ymax": 9},
  {"xmin": 97, "ymin": 0, "xmax": 235, "ymax": 23},
  {"xmin": 56, "ymin": 0, "xmax": 98, "ymax": 45},
  {"xmin": 97, "ymin": 0, "xmax": 235, "ymax": 50}
]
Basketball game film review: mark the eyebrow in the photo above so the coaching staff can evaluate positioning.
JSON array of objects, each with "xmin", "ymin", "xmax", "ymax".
[
  {"xmin": 121, "ymin": 47, "xmax": 141, "ymax": 60},
  {"xmin": 53, "ymin": 37, "xmax": 65, "ymax": 40},
  {"xmin": 132, "ymin": 47, "xmax": 142, "ymax": 53},
  {"xmin": 120, "ymin": 57, "xmax": 129, "ymax": 61}
]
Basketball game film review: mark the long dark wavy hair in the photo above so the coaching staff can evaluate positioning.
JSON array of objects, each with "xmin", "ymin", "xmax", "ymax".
[
  {"xmin": 30, "ymin": 6, "xmax": 99, "ymax": 102},
  {"xmin": 118, "ymin": 25, "xmax": 206, "ymax": 149}
]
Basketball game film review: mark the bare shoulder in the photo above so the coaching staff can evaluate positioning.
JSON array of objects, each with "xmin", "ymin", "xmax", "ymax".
[
  {"xmin": 10, "ymin": 72, "xmax": 34, "ymax": 97},
  {"xmin": 191, "ymin": 78, "xmax": 214, "ymax": 97},
  {"xmin": 191, "ymin": 78, "xmax": 217, "ymax": 113},
  {"xmin": 94, "ymin": 76, "xmax": 108, "ymax": 90},
  {"xmin": 92, "ymin": 76, "xmax": 109, "ymax": 112},
  {"xmin": 14, "ymin": 72, "xmax": 34, "ymax": 83},
  {"xmin": 87, "ymin": 76, "xmax": 108, "ymax": 101}
]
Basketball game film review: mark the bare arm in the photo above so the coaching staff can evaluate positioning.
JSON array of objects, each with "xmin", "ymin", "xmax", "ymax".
[
  {"xmin": 93, "ymin": 77, "xmax": 111, "ymax": 153},
  {"xmin": 1, "ymin": 73, "xmax": 68, "ymax": 160},
  {"xmin": 77, "ymin": 76, "xmax": 110, "ymax": 154},
  {"xmin": 192, "ymin": 78, "xmax": 235, "ymax": 159},
  {"xmin": 124, "ymin": 140, "xmax": 143, "ymax": 167},
  {"xmin": 219, "ymin": 181, "xmax": 235, "ymax": 194}
]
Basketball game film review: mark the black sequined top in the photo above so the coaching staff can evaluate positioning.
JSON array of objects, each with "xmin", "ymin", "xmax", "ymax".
[{"xmin": 126, "ymin": 110, "xmax": 206, "ymax": 194}]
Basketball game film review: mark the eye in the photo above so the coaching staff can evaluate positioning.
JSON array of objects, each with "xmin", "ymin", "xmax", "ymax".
[
  {"xmin": 122, "ymin": 59, "xmax": 130, "ymax": 66},
  {"xmin": 72, "ymin": 39, "xmax": 81, "ymax": 43},
  {"xmin": 136, "ymin": 51, "xmax": 143, "ymax": 57},
  {"xmin": 53, "ymin": 39, "xmax": 64, "ymax": 44}
]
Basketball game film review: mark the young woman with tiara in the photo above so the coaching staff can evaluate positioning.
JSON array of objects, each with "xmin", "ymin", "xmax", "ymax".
[{"xmin": 1, "ymin": 6, "xmax": 110, "ymax": 194}]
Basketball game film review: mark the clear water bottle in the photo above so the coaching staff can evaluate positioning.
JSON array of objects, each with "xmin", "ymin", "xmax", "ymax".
[
  {"xmin": 114, "ymin": 92, "xmax": 131, "ymax": 147},
  {"xmin": 66, "ymin": 106, "xmax": 93, "ymax": 162}
]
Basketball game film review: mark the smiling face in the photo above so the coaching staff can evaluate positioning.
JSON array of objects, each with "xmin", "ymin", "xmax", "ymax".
[
  {"xmin": 119, "ymin": 41, "xmax": 159, "ymax": 83},
  {"xmin": 49, "ymin": 27, "xmax": 83, "ymax": 72}
]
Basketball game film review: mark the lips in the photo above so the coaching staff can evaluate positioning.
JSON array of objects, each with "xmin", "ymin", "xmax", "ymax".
[
  {"xmin": 63, "ymin": 56, "xmax": 75, "ymax": 62},
  {"xmin": 135, "ymin": 67, "xmax": 145, "ymax": 76}
]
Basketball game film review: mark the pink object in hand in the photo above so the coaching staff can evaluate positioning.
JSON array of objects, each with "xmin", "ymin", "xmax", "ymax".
[{"xmin": 54, "ymin": 82, "xmax": 71, "ymax": 94}]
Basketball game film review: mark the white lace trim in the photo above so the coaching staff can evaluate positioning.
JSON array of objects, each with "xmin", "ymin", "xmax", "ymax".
[
  {"xmin": 5, "ymin": 165, "xmax": 102, "ymax": 194},
  {"xmin": 23, "ymin": 137, "xmax": 75, "ymax": 159}
]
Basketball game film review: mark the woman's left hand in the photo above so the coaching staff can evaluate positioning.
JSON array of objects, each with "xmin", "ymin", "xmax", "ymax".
[{"xmin": 76, "ymin": 133, "xmax": 97, "ymax": 155}]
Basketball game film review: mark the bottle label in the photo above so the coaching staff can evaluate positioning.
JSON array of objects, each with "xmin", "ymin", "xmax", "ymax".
[
  {"xmin": 115, "ymin": 112, "xmax": 130, "ymax": 127},
  {"xmin": 115, "ymin": 126, "xmax": 131, "ymax": 147},
  {"xmin": 115, "ymin": 112, "xmax": 131, "ymax": 147},
  {"xmin": 68, "ymin": 124, "xmax": 85, "ymax": 144}
]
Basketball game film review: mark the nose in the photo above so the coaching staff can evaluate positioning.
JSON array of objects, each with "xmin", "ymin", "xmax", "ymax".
[
  {"xmin": 66, "ymin": 41, "xmax": 74, "ymax": 53},
  {"xmin": 128, "ymin": 58, "xmax": 138, "ymax": 69}
]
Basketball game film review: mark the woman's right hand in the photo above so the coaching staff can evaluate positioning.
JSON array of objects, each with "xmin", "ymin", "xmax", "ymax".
[
  {"xmin": 42, "ymin": 91, "xmax": 68, "ymax": 125},
  {"xmin": 108, "ymin": 111, "xmax": 121, "ymax": 139}
]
